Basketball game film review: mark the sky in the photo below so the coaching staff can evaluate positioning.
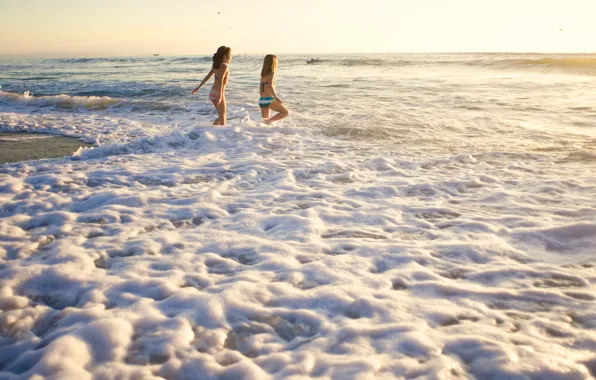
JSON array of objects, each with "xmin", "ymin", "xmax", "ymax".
[{"xmin": 0, "ymin": 0, "xmax": 595, "ymax": 58}]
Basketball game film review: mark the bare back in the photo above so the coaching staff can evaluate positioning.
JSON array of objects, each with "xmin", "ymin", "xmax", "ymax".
[
  {"xmin": 259, "ymin": 73, "xmax": 275, "ymax": 97},
  {"xmin": 212, "ymin": 63, "xmax": 229, "ymax": 94}
]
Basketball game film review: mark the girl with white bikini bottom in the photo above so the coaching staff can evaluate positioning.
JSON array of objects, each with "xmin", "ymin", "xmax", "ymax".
[{"xmin": 192, "ymin": 46, "xmax": 232, "ymax": 126}]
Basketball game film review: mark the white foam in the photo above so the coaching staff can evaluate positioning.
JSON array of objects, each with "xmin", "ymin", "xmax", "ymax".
[
  {"xmin": 0, "ymin": 91, "xmax": 119, "ymax": 110},
  {"xmin": 1, "ymin": 116, "xmax": 595, "ymax": 379},
  {"xmin": 0, "ymin": 112, "xmax": 172, "ymax": 145}
]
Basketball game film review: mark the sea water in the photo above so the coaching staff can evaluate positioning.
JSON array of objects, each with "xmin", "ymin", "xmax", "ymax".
[{"xmin": 0, "ymin": 54, "xmax": 595, "ymax": 378}]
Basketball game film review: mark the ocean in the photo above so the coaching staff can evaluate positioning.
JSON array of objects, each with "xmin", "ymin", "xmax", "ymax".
[{"xmin": 1, "ymin": 53, "xmax": 596, "ymax": 379}]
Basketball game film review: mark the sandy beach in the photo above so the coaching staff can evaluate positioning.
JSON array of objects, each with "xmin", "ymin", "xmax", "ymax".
[{"xmin": 0, "ymin": 132, "xmax": 92, "ymax": 164}]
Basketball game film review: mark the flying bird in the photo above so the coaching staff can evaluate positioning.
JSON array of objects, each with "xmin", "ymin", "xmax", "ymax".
[{"xmin": 559, "ymin": 28, "xmax": 563, "ymax": 32}]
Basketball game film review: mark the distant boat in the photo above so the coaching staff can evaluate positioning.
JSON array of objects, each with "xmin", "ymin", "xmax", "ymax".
[
  {"xmin": 306, "ymin": 58, "xmax": 321, "ymax": 64},
  {"xmin": 153, "ymin": 54, "xmax": 160, "ymax": 57}
]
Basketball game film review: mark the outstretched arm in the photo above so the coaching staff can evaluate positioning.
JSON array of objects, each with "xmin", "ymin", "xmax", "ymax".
[{"xmin": 192, "ymin": 69, "xmax": 214, "ymax": 94}]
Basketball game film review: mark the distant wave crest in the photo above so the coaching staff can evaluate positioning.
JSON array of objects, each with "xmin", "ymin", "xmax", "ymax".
[
  {"xmin": 0, "ymin": 91, "xmax": 184, "ymax": 113},
  {"xmin": 336, "ymin": 56, "xmax": 596, "ymax": 75},
  {"xmin": 511, "ymin": 57, "xmax": 596, "ymax": 70},
  {"xmin": 53, "ymin": 56, "xmax": 212, "ymax": 65},
  {"xmin": 0, "ymin": 91, "xmax": 120, "ymax": 110},
  {"xmin": 340, "ymin": 59, "xmax": 412, "ymax": 67}
]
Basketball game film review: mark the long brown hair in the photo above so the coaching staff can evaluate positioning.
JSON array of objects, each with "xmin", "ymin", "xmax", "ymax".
[
  {"xmin": 213, "ymin": 46, "xmax": 231, "ymax": 69},
  {"xmin": 261, "ymin": 54, "xmax": 278, "ymax": 78}
]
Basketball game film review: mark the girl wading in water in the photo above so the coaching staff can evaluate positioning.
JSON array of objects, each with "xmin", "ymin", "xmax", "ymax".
[
  {"xmin": 192, "ymin": 46, "xmax": 232, "ymax": 125},
  {"xmin": 259, "ymin": 54, "xmax": 289, "ymax": 124}
]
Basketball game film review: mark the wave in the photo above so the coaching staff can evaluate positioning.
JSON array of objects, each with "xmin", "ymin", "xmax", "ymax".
[
  {"xmin": 72, "ymin": 124, "xmax": 253, "ymax": 160},
  {"xmin": 46, "ymin": 56, "xmax": 212, "ymax": 65},
  {"xmin": 72, "ymin": 84, "xmax": 188, "ymax": 99},
  {"xmin": 462, "ymin": 57, "xmax": 596, "ymax": 74},
  {"xmin": 13, "ymin": 76, "xmax": 59, "ymax": 81},
  {"xmin": 59, "ymin": 57, "xmax": 142, "ymax": 64},
  {"xmin": 340, "ymin": 59, "xmax": 413, "ymax": 67},
  {"xmin": 0, "ymin": 91, "xmax": 119, "ymax": 110},
  {"xmin": 515, "ymin": 57, "xmax": 596, "ymax": 69},
  {"xmin": 168, "ymin": 56, "xmax": 212, "ymax": 63},
  {"xmin": 0, "ymin": 91, "xmax": 183, "ymax": 112},
  {"xmin": 73, "ymin": 129, "xmax": 194, "ymax": 159},
  {"xmin": 332, "ymin": 55, "xmax": 596, "ymax": 75}
]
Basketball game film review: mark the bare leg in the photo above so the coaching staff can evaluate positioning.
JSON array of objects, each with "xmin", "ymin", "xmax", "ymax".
[
  {"xmin": 265, "ymin": 101, "xmax": 289, "ymax": 124},
  {"xmin": 219, "ymin": 97, "xmax": 227, "ymax": 125},
  {"xmin": 211, "ymin": 100, "xmax": 220, "ymax": 125},
  {"xmin": 212, "ymin": 98, "xmax": 227, "ymax": 125},
  {"xmin": 260, "ymin": 106, "xmax": 270, "ymax": 122}
]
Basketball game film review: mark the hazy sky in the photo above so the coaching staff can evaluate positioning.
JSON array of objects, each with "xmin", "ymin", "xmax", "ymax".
[{"xmin": 1, "ymin": 0, "xmax": 594, "ymax": 57}]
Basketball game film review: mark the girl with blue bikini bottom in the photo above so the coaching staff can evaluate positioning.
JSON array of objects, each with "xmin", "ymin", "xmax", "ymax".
[{"xmin": 259, "ymin": 55, "xmax": 289, "ymax": 124}]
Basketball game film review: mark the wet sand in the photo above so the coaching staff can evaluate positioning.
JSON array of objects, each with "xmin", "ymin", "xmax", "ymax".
[{"xmin": 0, "ymin": 132, "xmax": 93, "ymax": 164}]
